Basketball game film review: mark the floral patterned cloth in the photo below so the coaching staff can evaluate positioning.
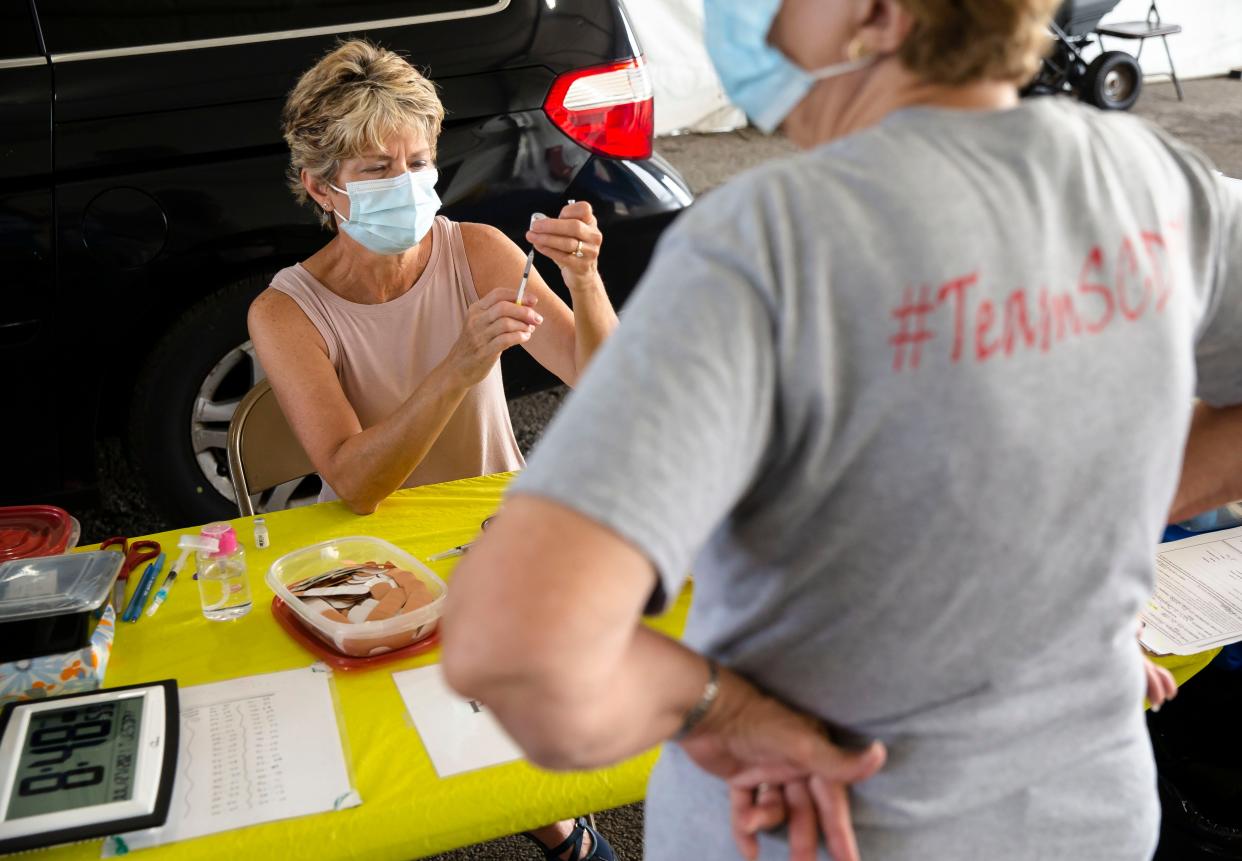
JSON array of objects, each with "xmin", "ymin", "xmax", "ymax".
[{"xmin": 0, "ymin": 604, "xmax": 116, "ymax": 704}]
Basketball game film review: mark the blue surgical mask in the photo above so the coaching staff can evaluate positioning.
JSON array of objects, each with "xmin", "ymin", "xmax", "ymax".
[
  {"xmin": 704, "ymin": 0, "xmax": 876, "ymax": 134},
  {"xmin": 329, "ymin": 169, "xmax": 442, "ymax": 255}
]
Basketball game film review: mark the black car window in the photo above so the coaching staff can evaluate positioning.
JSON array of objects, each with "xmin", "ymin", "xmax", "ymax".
[
  {"xmin": 0, "ymin": 1, "xmax": 42, "ymax": 59},
  {"xmin": 40, "ymin": 0, "xmax": 500, "ymax": 56}
]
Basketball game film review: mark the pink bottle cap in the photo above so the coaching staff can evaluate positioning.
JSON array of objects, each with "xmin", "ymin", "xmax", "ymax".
[{"xmin": 201, "ymin": 522, "xmax": 239, "ymax": 556}]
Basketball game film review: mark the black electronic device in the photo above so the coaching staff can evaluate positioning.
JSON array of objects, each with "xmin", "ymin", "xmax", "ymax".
[{"xmin": 0, "ymin": 680, "xmax": 178, "ymax": 854}]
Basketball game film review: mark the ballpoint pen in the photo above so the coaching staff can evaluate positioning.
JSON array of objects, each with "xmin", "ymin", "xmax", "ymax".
[{"xmin": 123, "ymin": 553, "xmax": 165, "ymax": 622}]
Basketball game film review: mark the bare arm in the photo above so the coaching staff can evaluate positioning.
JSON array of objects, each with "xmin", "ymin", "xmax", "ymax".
[
  {"xmin": 441, "ymin": 494, "xmax": 704, "ymax": 765},
  {"xmin": 442, "ymin": 495, "xmax": 885, "ymax": 861},
  {"xmin": 1170, "ymin": 401, "xmax": 1242, "ymax": 523},
  {"xmin": 461, "ymin": 202, "xmax": 617, "ymax": 388},
  {"xmin": 247, "ymin": 287, "xmax": 535, "ymax": 514}
]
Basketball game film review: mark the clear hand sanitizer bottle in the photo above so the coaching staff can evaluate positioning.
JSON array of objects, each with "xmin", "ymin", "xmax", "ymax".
[{"xmin": 197, "ymin": 523, "xmax": 252, "ymax": 621}]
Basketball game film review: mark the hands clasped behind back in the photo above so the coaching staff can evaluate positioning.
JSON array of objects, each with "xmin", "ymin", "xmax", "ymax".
[
  {"xmin": 445, "ymin": 288, "xmax": 544, "ymax": 388},
  {"xmin": 681, "ymin": 668, "xmax": 887, "ymax": 861}
]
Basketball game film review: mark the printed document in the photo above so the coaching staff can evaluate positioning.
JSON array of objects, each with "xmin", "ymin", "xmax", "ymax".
[
  {"xmin": 1141, "ymin": 526, "xmax": 1242, "ymax": 655},
  {"xmin": 392, "ymin": 663, "xmax": 522, "ymax": 778},
  {"xmin": 104, "ymin": 665, "xmax": 360, "ymax": 855}
]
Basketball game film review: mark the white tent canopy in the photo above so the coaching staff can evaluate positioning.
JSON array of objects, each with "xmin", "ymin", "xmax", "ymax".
[
  {"xmin": 624, "ymin": 0, "xmax": 744, "ymax": 135},
  {"xmin": 628, "ymin": 0, "xmax": 1242, "ymax": 137}
]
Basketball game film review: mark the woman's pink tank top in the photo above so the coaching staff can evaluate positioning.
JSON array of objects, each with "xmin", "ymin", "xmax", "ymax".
[{"xmin": 269, "ymin": 216, "xmax": 524, "ymax": 501}]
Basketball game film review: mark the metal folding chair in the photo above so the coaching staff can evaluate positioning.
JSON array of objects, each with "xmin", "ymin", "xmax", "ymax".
[
  {"xmin": 1096, "ymin": 0, "xmax": 1184, "ymax": 101},
  {"xmin": 226, "ymin": 379, "xmax": 317, "ymax": 517}
]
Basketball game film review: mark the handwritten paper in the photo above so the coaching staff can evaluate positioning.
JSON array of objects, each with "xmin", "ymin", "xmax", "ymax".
[
  {"xmin": 1141, "ymin": 526, "xmax": 1242, "ymax": 656},
  {"xmin": 392, "ymin": 664, "xmax": 522, "ymax": 778},
  {"xmin": 104, "ymin": 665, "xmax": 360, "ymax": 855}
]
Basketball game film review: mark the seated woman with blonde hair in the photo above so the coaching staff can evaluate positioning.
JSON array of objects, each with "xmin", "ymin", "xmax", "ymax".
[{"xmin": 248, "ymin": 39, "xmax": 617, "ymax": 860}]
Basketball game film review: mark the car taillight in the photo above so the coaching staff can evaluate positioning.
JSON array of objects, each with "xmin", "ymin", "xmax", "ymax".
[{"xmin": 543, "ymin": 57, "xmax": 654, "ymax": 160}]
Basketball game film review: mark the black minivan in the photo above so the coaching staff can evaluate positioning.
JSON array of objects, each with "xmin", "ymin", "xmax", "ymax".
[{"xmin": 1, "ymin": 0, "xmax": 692, "ymax": 525}]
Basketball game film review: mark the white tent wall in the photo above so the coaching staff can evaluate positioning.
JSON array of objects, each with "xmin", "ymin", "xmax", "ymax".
[
  {"xmin": 1096, "ymin": 1, "xmax": 1242, "ymax": 79},
  {"xmin": 628, "ymin": 0, "xmax": 1242, "ymax": 139},
  {"xmin": 624, "ymin": 0, "xmax": 744, "ymax": 135}
]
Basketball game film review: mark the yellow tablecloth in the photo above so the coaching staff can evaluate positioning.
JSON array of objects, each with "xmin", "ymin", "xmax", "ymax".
[
  {"xmin": 1151, "ymin": 648, "xmax": 1220, "ymax": 689},
  {"xmin": 43, "ymin": 473, "xmax": 692, "ymax": 861},
  {"xmin": 36, "ymin": 471, "xmax": 1219, "ymax": 859}
]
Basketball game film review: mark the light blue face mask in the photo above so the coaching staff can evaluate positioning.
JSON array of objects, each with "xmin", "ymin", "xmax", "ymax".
[
  {"xmin": 330, "ymin": 169, "xmax": 442, "ymax": 256},
  {"xmin": 703, "ymin": 0, "xmax": 876, "ymax": 134}
]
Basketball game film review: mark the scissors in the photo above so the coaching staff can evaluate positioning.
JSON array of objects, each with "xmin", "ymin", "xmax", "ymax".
[{"xmin": 100, "ymin": 537, "xmax": 162, "ymax": 612}]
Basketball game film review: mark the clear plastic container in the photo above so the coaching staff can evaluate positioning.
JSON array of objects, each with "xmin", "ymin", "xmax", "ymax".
[
  {"xmin": 196, "ymin": 522, "xmax": 252, "ymax": 621},
  {"xmin": 266, "ymin": 537, "xmax": 445, "ymax": 659},
  {"xmin": 0, "ymin": 551, "xmax": 123, "ymax": 661}
]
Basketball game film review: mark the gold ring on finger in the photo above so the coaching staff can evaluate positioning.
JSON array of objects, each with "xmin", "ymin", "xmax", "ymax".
[{"xmin": 574, "ymin": 240, "xmax": 585, "ymax": 258}]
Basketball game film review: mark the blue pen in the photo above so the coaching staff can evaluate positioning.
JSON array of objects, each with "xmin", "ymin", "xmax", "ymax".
[
  {"xmin": 123, "ymin": 553, "xmax": 165, "ymax": 622},
  {"xmin": 120, "ymin": 564, "xmax": 150, "ymax": 622}
]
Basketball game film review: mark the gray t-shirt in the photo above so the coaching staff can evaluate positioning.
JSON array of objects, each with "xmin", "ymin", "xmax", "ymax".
[{"xmin": 516, "ymin": 98, "xmax": 1242, "ymax": 860}]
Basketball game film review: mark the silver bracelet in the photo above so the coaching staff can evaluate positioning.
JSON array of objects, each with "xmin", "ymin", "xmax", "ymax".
[{"xmin": 673, "ymin": 658, "xmax": 720, "ymax": 741}]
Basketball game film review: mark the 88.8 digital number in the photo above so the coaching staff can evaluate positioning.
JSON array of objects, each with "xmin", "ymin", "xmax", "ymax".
[
  {"xmin": 16, "ymin": 704, "xmax": 115, "ymax": 797},
  {"xmin": 18, "ymin": 766, "xmax": 106, "ymax": 797}
]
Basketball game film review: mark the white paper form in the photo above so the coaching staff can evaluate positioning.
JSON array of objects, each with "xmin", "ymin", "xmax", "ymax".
[
  {"xmin": 1141, "ymin": 526, "xmax": 1242, "ymax": 655},
  {"xmin": 392, "ymin": 664, "xmax": 522, "ymax": 778},
  {"xmin": 104, "ymin": 665, "xmax": 360, "ymax": 855}
]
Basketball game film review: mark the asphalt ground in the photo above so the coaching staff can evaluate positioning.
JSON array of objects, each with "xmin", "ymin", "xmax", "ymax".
[{"xmin": 75, "ymin": 78, "xmax": 1242, "ymax": 860}]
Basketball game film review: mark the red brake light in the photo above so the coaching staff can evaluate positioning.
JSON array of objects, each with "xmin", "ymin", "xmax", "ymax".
[{"xmin": 543, "ymin": 57, "xmax": 654, "ymax": 160}]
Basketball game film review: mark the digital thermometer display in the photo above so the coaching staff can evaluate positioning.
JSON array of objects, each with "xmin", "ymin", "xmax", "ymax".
[
  {"xmin": 8, "ymin": 697, "xmax": 144, "ymax": 820},
  {"xmin": 0, "ymin": 681, "xmax": 177, "ymax": 854}
]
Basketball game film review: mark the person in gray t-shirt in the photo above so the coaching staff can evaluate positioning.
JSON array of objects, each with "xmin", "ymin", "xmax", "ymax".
[{"xmin": 441, "ymin": 2, "xmax": 1242, "ymax": 860}]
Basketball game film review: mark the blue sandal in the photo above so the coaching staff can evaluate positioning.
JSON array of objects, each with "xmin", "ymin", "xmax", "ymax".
[{"xmin": 522, "ymin": 816, "xmax": 616, "ymax": 861}]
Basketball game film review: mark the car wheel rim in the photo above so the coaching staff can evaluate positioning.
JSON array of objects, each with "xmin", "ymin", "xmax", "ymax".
[{"xmin": 190, "ymin": 340, "xmax": 320, "ymax": 512}]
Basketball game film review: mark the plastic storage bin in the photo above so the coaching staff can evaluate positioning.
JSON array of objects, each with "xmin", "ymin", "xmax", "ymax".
[
  {"xmin": 0, "ymin": 506, "xmax": 81, "ymax": 562},
  {"xmin": 267, "ymin": 537, "xmax": 445, "ymax": 659},
  {"xmin": 0, "ymin": 551, "xmax": 123, "ymax": 662}
]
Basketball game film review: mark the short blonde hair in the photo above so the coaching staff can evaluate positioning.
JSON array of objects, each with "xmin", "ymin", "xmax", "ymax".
[
  {"xmin": 897, "ymin": 0, "xmax": 1060, "ymax": 85},
  {"xmin": 282, "ymin": 39, "xmax": 445, "ymax": 228}
]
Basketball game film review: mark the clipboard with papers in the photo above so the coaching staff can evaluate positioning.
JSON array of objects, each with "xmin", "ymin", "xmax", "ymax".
[{"xmin": 1141, "ymin": 525, "xmax": 1242, "ymax": 656}]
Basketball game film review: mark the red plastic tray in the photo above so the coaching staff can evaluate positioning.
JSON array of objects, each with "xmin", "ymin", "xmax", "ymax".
[
  {"xmin": 270, "ymin": 597, "xmax": 439, "ymax": 671},
  {"xmin": 0, "ymin": 505, "xmax": 79, "ymax": 562}
]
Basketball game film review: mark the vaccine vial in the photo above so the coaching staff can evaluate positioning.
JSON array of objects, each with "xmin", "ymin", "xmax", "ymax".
[
  {"xmin": 253, "ymin": 517, "xmax": 270, "ymax": 550},
  {"xmin": 197, "ymin": 523, "xmax": 252, "ymax": 621}
]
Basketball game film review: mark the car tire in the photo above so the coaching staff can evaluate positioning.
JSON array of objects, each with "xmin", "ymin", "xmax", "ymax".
[
  {"xmin": 1082, "ymin": 51, "xmax": 1143, "ymax": 111},
  {"xmin": 128, "ymin": 272, "xmax": 273, "ymax": 527}
]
